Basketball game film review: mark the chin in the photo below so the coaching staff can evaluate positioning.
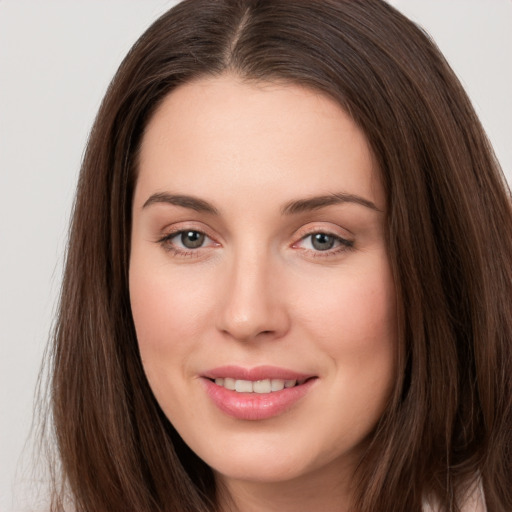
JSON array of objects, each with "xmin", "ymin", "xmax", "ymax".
[{"xmin": 212, "ymin": 457, "xmax": 312, "ymax": 484}]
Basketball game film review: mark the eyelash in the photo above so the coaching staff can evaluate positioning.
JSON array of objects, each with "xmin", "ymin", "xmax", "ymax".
[
  {"xmin": 294, "ymin": 230, "xmax": 354, "ymax": 257},
  {"xmin": 156, "ymin": 229, "xmax": 354, "ymax": 258},
  {"xmin": 156, "ymin": 229, "xmax": 218, "ymax": 257}
]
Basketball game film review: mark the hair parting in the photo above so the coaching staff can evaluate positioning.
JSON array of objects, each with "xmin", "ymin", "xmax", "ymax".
[{"xmin": 43, "ymin": 1, "xmax": 512, "ymax": 511}]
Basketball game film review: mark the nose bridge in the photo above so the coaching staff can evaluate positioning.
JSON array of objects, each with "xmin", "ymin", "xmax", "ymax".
[{"xmin": 217, "ymin": 243, "xmax": 288, "ymax": 342}]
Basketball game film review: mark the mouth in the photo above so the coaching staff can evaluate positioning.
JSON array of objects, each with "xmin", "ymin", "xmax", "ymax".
[
  {"xmin": 207, "ymin": 376, "xmax": 313, "ymax": 394},
  {"xmin": 201, "ymin": 366, "xmax": 318, "ymax": 420}
]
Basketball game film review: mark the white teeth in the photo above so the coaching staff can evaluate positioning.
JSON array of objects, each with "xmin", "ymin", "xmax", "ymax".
[
  {"xmin": 235, "ymin": 379, "xmax": 253, "ymax": 393},
  {"xmin": 271, "ymin": 379, "xmax": 285, "ymax": 391},
  {"xmin": 253, "ymin": 379, "xmax": 272, "ymax": 393},
  {"xmin": 213, "ymin": 378, "xmax": 300, "ymax": 393},
  {"xmin": 224, "ymin": 377, "xmax": 236, "ymax": 390}
]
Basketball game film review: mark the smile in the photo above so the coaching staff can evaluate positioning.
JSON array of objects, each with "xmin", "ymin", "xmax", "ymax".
[
  {"xmin": 211, "ymin": 377, "xmax": 308, "ymax": 394},
  {"xmin": 201, "ymin": 366, "xmax": 317, "ymax": 420}
]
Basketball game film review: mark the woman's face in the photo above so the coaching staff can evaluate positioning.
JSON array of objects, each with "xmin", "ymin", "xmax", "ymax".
[{"xmin": 130, "ymin": 75, "xmax": 397, "ymax": 490}]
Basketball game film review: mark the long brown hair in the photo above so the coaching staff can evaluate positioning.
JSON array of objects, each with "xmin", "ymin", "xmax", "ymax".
[{"xmin": 46, "ymin": 1, "xmax": 512, "ymax": 510}]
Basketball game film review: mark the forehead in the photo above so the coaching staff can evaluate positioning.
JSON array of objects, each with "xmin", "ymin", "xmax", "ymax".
[{"xmin": 136, "ymin": 74, "xmax": 384, "ymax": 210}]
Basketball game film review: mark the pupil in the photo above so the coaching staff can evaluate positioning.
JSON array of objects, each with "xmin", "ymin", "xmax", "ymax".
[
  {"xmin": 312, "ymin": 233, "xmax": 335, "ymax": 251},
  {"xmin": 181, "ymin": 231, "xmax": 205, "ymax": 249}
]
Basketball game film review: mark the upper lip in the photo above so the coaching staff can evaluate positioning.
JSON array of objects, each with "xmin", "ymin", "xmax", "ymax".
[{"xmin": 202, "ymin": 365, "xmax": 315, "ymax": 381}]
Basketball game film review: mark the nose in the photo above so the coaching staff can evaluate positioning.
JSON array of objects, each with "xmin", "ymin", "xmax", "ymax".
[{"xmin": 216, "ymin": 249, "xmax": 290, "ymax": 342}]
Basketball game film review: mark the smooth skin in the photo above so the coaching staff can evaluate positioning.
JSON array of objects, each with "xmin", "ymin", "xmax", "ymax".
[{"xmin": 129, "ymin": 75, "xmax": 397, "ymax": 512}]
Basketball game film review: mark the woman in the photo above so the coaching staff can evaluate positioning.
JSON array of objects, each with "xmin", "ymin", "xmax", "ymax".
[{"xmin": 46, "ymin": 0, "xmax": 512, "ymax": 511}]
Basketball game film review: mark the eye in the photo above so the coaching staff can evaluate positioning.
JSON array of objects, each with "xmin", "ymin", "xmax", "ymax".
[
  {"xmin": 157, "ymin": 229, "xmax": 218, "ymax": 255},
  {"xmin": 310, "ymin": 233, "xmax": 338, "ymax": 251},
  {"xmin": 176, "ymin": 230, "xmax": 206, "ymax": 249},
  {"xmin": 294, "ymin": 231, "xmax": 354, "ymax": 255}
]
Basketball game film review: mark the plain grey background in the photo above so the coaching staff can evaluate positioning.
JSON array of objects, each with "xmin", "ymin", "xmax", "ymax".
[{"xmin": 1, "ymin": 1, "xmax": 511, "ymax": 510}]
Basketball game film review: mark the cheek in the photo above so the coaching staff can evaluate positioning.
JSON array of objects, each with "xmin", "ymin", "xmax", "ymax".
[
  {"xmin": 294, "ymin": 256, "xmax": 397, "ymax": 416},
  {"xmin": 296, "ymin": 262, "xmax": 397, "ymax": 353},
  {"xmin": 130, "ymin": 264, "xmax": 205, "ymax": 345},
  {"xmin": 128, "ymin": 263, "xmax": 213, "ymax": 419},
  {"xmin": 128, "ymin": 261, "xmax": 215, "ymax": 391}
]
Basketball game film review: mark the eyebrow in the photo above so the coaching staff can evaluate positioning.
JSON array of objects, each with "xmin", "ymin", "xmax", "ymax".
[
  {"xmin": 142, "ymin": 192, "xmax": 219, "ymax": 214},
  {"xmin": 142, "ymin": 191, "xmax": 380, "ymax": 215},
  {"xmin": 281, "ymin": 193, "xmax": 381, "ymax": 215}
]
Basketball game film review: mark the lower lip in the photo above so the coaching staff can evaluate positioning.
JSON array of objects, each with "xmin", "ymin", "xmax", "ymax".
[{"xmin": 202, "ymin": 378, "xmax": 317, "ymax": 421}]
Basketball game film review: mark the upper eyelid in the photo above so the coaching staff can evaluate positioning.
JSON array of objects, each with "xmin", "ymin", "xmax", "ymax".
[
  {"xmin": 155, "ymin": 222, "xmax": 353, "ymax": 246},
  {"xmin": 294, "ymin": 232, "xmax": 353, "ymax": 247},
  {"xmin": 156, "ymin": 229, "xmax": 219, "ymax": 256},
  {"xmin": 159, "ymin": 228, "xmax": 215, "ymax": 244},
  {"xmin": 158, "ymin": 222, "xmax": 218, "ymax": 240},
  {"xmin": 158, "ymin": 231, "xmax": 352, "ymax": 259},
  {"xmin": 293, "ymin": 222, "xmax": 353, "ymax": 239}
]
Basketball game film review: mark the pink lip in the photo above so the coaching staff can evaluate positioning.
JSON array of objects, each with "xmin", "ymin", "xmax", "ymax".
[
  {"xmin": 203, "ymin": 365, "xmax": 312, "ymax": 381},
  {"xmin": 201, "ymin": 365, "xmax": 317, "ymax": 421}
]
